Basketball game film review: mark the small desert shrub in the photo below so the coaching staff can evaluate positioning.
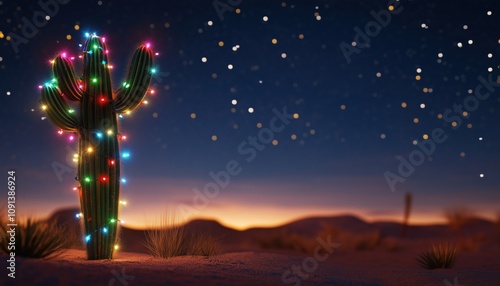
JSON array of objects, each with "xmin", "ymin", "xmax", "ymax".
[
  {"xmin": 417, "ymin": 243, "xmax": 457, "ymax": 269},
  {"xmin": 350, "ymin": 231, "xmax": 381, "ymax": 250},
  {"xmin": 444, "ymin": 206, "xmax": 473, "ymax": 231},
  {"xmin": 0, "ymin": 217, "xmax": 70, "ymax": 258},
  {"xmin": 457, "ymin": 237, "xmax": 479, "ymax": 252},
  {"xmin": 319, "ymin": 225, "xmax": 381, "ymax": 251},
  {"xmin": 258, "ymin": 231, "xmax": 314, "ymax": 253},
  {"xmin": 381, "ymin": 236, "xmax": 401, "ymax": 252}
]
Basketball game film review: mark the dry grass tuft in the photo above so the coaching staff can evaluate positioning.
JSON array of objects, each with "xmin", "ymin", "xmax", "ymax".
[
  {"xmin": 416, "ymin": 243, "xmax": 457, "ymax": 269},
  {"xmin": 144, "ymin": 214, "xmax": 189, "ymax": 258},
  {"xmin": 144, "ymin": 213, "xmax": 218, "ymax": 258},
  {"xmin": 0, "ymin": 217, "xmax": 71, "ymax": 258}
]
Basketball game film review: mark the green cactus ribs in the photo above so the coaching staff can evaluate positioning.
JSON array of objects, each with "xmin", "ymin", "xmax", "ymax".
[{"xmin": 40, "ymin": 33, "xmax": 155, "ymax": 260}]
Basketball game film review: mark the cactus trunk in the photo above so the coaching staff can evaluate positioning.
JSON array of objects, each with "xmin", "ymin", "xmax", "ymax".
[{"xmin": 41, "ymin": 34, "xmax": 153, "ymax": 260}]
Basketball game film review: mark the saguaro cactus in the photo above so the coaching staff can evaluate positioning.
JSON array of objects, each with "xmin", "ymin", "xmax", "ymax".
[
  {"xmin": 401, "ymin": 192, "xmax": 412, "ymax": 238},
  {"xmin": 41, "ymin": 34, "xmax": 153, "ymax": 259}
]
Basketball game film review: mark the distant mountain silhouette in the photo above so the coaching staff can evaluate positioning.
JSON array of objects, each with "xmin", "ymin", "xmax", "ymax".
[{"xmin": 46, "ymin": 207, "xmax": 497, "ymax": 254}]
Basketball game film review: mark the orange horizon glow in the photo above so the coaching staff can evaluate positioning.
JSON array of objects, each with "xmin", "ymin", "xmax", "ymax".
[{"xmin": 23, "ymin": 203, "xmax": 498, "ymax": 232}]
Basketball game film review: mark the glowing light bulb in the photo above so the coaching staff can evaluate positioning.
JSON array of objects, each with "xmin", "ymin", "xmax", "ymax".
[
  {"xmin": 61, "ymin": 52, "xmax": 67, "ymax": 58},
  {"xmin": 151, "ymin": 68, "xmax": 157, "ymax": 74},
  {"xmin": 114, "ymin": 245, "xmax": 119, "ymax": 250},
  {"xmin": 119, "ymin": 200, "xmax": 127, "ymax": 206},
  {"xmin": 68, "ymin": 109, "xmax": 75, "ymax": 113},
  {"xmin": 57, "ymin": 130, "xmax": 63, "ymax": 135},
  {"xmin": 145, "ymin": 43, "xmax": 151, "ymax": 48},
  {"xmin": 107, "ymin": 129, "xmax": 113, "ymax": 135},
  {"xmin": 96, "ymin": 132, "xmax": 103, "ymax": 138},
  {"xmin": 110, "ymin": 219, "xmax": 116, "ymax": 223},
  {"xmin": 84, "ymin": 177, "xmax": 91, "ymax": 183},
  {"xmin": 85, "ymin": 235, "xmax": 91, "ymax": 242},
  {"xmin": 150, "ymin": 90, "xmax": 155, "ymax": 94},
  {"xmin": 41, "ymin": 105, "xmax": 47, "ymax": 110},
  {"xmin": 100, "ymin": 175, "xmax": 108, "ymax": 182},
  {"xmin": 87, "ymin": 147, "xmax": 93, "ymax": 153},
  {"xmin": 121, "ymin": 178, "xmax": 127, "ymax": 183},
  {"xmin": 102, "ymin": 227, "xmax": 108, "ymax": 233},
  {"xmin": 92, "ymin": 78, "xmax": 97, "ymax": 83},
  {"xmin": 109, "ymin": 159, "xmax": 115, "ymax": 166},
  {"xmin": 121, "ymin": 135, "xmax": 127, "ymax": 140},
  {"xmin": 122, "ymin": 152, "xmax": 130, "ymax": 159},
  {"xmin": 85, "ymin": 32, "xmax": 90, "ymax": 38},
  {"xmin": 69, "ymin": 135, "xmax": 75, "ymax": 141}
]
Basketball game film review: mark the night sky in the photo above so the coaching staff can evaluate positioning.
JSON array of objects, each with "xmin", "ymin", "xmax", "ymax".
[{"xmin": 1, "ymin": 0, "xmax": 499, "ymax": 230}]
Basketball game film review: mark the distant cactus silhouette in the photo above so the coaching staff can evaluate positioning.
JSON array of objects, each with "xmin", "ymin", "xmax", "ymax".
[
  {"xmin": 41, "ymin": 34, "xmax": 153, "ymax": 259},
  {"xmin": 401, "ymin": 192, "xmax": 412, "ymax": 238}
]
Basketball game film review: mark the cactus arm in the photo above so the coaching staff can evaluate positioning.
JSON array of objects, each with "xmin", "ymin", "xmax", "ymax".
[
  {"xmin": 41, "ymin": 85, "xmax": 78, "ymax": 132},
  {"xmin": 53, "ymin": 56, "xmax": 84, "ymax": 101},
  {"xmin": 114, "ymin": 45, "xmax": 153, "ymax": 113}
]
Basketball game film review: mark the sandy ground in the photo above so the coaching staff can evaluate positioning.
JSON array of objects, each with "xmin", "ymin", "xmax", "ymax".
[
  {"xmin": 3, "ymin": 212, "xmax": 499, "ymax": 285},
  {"xmin": 2, "ymin": 244, "xmax": 499, "ymax": 286}
]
